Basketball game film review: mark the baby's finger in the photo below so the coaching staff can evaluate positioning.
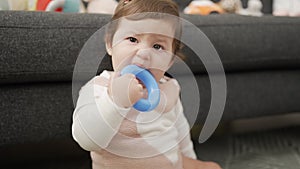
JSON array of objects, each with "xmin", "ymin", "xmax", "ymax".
[
  {"xmin": 137, "ymin": 83, "xmax": 143, "ymax": 92},
  {"xmin": 170, "ymin": 79, "xmax": 180, "ymax": 87}
]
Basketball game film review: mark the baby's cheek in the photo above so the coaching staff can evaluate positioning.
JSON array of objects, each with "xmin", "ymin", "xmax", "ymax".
[
  {"xmin": 113, "ymin": 58, "xmax": 131, "ymax": 71},
  {"xmin": 151, "ymin": 50, "xmax": 173, "ymax": 67}
]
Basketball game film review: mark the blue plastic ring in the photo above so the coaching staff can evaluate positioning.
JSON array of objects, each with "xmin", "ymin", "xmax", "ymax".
[{"xmin": 121, "ymin": 65, "xmax": 160, "ymax": 112}]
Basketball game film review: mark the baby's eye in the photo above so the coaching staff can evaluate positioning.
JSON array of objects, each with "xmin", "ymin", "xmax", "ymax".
[
  {"xmin": 126, "ymin": 37, "xmax": 138, "ymax": 43},
  {"xmin": 153, "ymin": 44, "xmax": 164, "ymax": 50}
]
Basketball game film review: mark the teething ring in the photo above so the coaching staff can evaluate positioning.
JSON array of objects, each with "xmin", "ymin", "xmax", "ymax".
[{"xmin": 121, "ymin": 65, "xmax": 160, "ymax": 112}]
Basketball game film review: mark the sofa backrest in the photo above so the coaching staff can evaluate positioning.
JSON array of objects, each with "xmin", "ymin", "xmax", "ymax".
[{"xmin": 1, "ymin": 11, "xmax": 300, "ymax": 85}]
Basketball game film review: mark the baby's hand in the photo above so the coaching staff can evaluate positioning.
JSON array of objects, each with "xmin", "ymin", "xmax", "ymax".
[
  {"xmin": 158, "ymin": 77, "xmax": 180, "ymax": 113},
  {"xmin": 108, "ymin": 72, "xmax": 144, "ymax": 108}
]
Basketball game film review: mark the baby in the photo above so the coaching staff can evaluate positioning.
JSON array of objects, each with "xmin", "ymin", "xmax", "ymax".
[{"xmin": 72, "ymin": 0, "xmax": 221, "ymax": 169}]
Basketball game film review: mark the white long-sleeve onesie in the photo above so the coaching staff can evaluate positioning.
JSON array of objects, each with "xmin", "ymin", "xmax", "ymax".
[{"xmin": 72, "ymin": 70, "xmax": 196, "ymax": 169}]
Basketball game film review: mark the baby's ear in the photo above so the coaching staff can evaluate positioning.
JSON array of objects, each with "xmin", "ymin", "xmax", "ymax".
[{"xmin": 105, "ymin": 38, "xmax": 112, "ymax": 56}]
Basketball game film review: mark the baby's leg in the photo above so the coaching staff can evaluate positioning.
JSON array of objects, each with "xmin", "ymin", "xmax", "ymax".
[{"xmin": 182, "ymin": 155, "xmax": 222, "ymax": 169}]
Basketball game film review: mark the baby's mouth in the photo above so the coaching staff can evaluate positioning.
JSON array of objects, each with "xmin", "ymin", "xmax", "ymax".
[{"xmin": 136, "ymin": 79, "xmax": 148, "ymax": 99}]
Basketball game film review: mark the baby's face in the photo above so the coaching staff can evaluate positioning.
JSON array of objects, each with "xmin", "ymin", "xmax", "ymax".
[{"xmin": 106, "ymin": 18, "xmax": 176, "ymax": 81}]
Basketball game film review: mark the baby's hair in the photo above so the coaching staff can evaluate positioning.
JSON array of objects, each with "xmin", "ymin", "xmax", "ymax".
[{"xmin": 106, "ymin": 0, "xmax": 184, "ymax": 59}]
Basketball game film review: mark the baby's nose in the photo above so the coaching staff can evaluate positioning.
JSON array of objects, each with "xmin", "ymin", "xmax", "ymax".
[{"xmin": 132, "ymin": 49, "xmax": 151, "ymax": 69}]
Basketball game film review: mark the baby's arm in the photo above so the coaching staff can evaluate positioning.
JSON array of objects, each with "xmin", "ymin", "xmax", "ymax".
[{"xmin": 72, "ymin": 71, "xmax": 130, "ymax": 151}]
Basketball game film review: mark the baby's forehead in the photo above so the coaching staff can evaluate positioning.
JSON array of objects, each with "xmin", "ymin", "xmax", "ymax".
[
  {"xmin": 136, "ymin": 33, "xmax": 174, "ymax": 42},
  {"xmin": 114, "ymin": 18, "xmax": 177, "ymax": 39}
]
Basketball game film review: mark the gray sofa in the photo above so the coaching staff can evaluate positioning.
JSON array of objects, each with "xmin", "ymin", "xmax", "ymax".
[{"xmin": 1, "ymin": 2, "xmax": 300, "ymax": 169}]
